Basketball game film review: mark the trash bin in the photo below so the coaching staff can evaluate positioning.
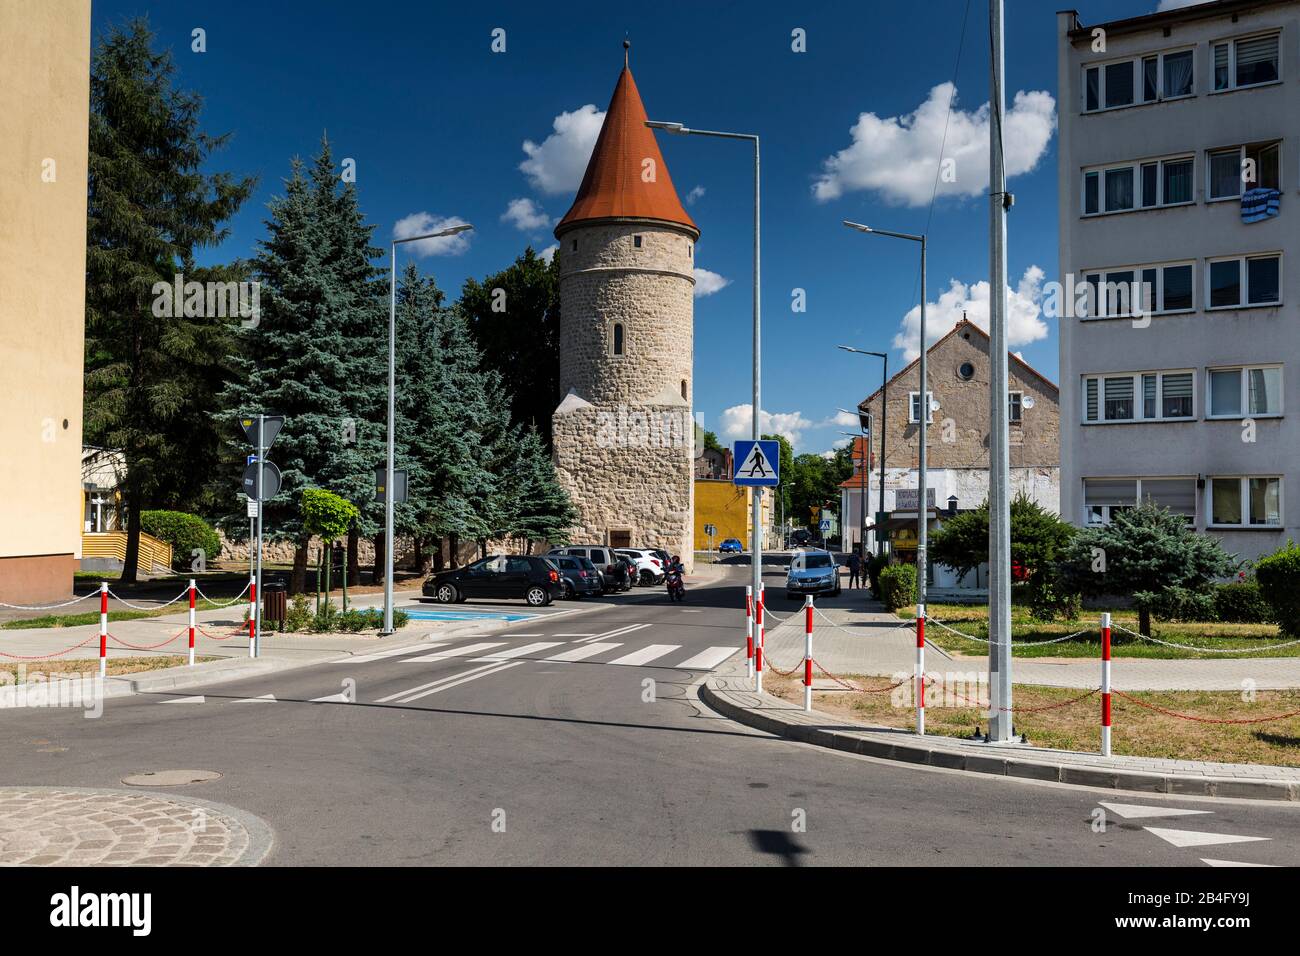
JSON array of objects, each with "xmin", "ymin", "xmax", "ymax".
[{"xmin": 262, "ymin": 581, "xmax": 287, "ymax": 625}]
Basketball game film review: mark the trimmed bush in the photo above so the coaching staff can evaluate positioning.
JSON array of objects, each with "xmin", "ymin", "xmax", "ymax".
[
  {"xmin": 1213, "ymin": 580, "xmax": 1274, "ymax": 624},
  {"xmin": 139, "ymin": 511, "xmax": 221, "ymax": 570},
  {"xmin": 1136, "ymin": 586, "xmax": 1217, "ymax": 624},
  {"xmin": 1255, "ymin": 542, "xmax": 1300, "ymax": 636},
  {"xmin": 877, "ymin": 563, "xmax": 917, "ymax": 611}
]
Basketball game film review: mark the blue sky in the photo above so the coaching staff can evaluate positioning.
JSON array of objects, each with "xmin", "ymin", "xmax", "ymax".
[{"xmin": 94, "ymin": 0, "xmax": 1175, "ymax": 453}]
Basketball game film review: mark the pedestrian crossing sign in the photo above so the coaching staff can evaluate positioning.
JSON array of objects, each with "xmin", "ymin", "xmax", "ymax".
[{"xmin": 732, "ymin": 439, "xmax": 780, "ymax": 487}]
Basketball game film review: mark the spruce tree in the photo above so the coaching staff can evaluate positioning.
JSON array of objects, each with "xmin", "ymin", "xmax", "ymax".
[
  {"xmin": 507, "ymin": 428, "xmax": 577, "ymax": 552},
  {"xmin": 85, "ymin": 19, "xmax": 255, "ymax": 581}
]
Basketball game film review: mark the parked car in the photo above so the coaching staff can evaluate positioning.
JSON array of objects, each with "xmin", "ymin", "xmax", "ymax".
[
  {"xmin": 616, "ymin": 548, "xmax": 665, "ymax": 586},
  {"xmin": 549, "ymin": 555, "xmax": 603, "ymax": 600},
  {"xmin": 719, "ymin": 538, "xmax": 743, "ymax": 554},
  {"xmin": 547, "ymin": 546, "xmax": 625, "ymax": 593},
  {"xmin": 789, "ymin": 529, "xmax": 812, "ymax": 549},
  {"xmin": 423, "ymin": 554, "xmax": 563, "ymax": 607},
  {"xmin": 785, "ymin": 549, "xmax": 841, "ymax": 600}
]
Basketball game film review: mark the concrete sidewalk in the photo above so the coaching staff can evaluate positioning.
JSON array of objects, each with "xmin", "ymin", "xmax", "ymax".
[
  {"xmin": 701, "ymin": 659, "xmax": 1300, "ymax": 802},
  {"xmin": 759, "ymin": 603, "xmax": 1300, "ymax": 691}
]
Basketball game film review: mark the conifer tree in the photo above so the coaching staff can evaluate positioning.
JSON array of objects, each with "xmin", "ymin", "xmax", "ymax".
[{"xmin": 506, "ymin": 428, "xmax": 577, "ymax": 552}]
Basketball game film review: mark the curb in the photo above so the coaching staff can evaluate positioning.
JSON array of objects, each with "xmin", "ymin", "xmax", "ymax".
[{"xmin": 699, "ymin": 669, "xmax": 1300, "ymax": 803}]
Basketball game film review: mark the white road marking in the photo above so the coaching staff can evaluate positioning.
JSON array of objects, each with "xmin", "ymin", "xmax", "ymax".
[
  {"xmin": 470, "ymin": 642, "xmax": 564, "ymax": 661},
  {"xmin": 544, "ymin": 643, "xmax": 623, "ymax": 662},
  {"xmin": 575, "ymin": 622, "xmax": 652, "ymax": 644},
  {"xmin": 1099, "ymin": 802, "xmax": 1213, "ymax": 820},
  {"xmin": 1145, "ymin": 827, "xmax": 1271, "ymax": 849},
  {"xmin": 554, "ymin": 633, "xmax": 595, "ymax": 638},
  {"xmin": 606, "ymin": 644, "xmax": 681, "ymax": 666},
  {"xmin": 160, "ymin": 695, "xmax": 205, "ymax": 704},
  {"xmin": 394, "ymin": 661, "xmax": 524, "ymax": 703},
  {"xmin": 402, "ymin": 642, "xmax": 506, "ymax": 662},
  {"xmin": 1202, "ymin": 858, "xmax": 1276, "ymax": 867},
  {"xmin": 681, "ymin": 609, "xmax": 704, "ymax": 613},
  {"xmin": 376, "ymin": 660, "xmax": 507, "ymax": 703},
  {"xmin": 676, "ymin": 646, "xmax": 739, "ymax": 670},
  {"xmin": 311, "ymin": 691, "xmax": 352, "ymax": 703},
  {"xmin": 337, "ymin": 643, "xmax": 449, "ymax": 664},
  {"xmin": 231, "ymin": 694, "xmax": 277, "ymax": 703}
]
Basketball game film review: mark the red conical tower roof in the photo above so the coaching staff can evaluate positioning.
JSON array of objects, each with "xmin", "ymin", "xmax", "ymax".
[{"xmin": 556, "ymin": 45, "xmax": 699, "ymax": 238}]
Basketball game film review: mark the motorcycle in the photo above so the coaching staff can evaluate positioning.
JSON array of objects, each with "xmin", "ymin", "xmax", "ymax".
[{"xmin": 665, "ymin": 567, "xmax": 685, "ymax": 602}]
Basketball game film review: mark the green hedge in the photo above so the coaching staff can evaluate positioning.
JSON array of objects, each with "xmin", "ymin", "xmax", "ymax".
[
  {"xmin": 1255, "ymin": 542, "xmax": 1300, "ymax": 636},
  {"xmin": 139, "ymin": 511, "xmax": 221, "ymax": 570},
  {"xmin": 1213, "ymin": 581, "xmax": 1274, "ymax": 624},
  {"xmin": 877, "ymin": 563, "xmax": 917, "ymax": 611}
]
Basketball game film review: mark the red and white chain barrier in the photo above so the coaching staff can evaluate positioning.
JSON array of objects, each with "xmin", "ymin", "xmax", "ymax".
[
  {"xmin": 915, "ymin": 603, "xmax": 926, "ymax": 736},
  {"xmin": 1100, "ymin": 612, "xmax": 1112, "ymax": 757},
  {"xmin": 188, "ymin": 579, "xmax": 197, "ymax": 667},
  {"xmin": 745, "ymin": 585, "xmax": 754, "ymax": 680},
  {"xmin": 803, "ymin": 596, "xmax": 813, "ymax": 712},
  {"xmin": 98, "ymin": 582, "xmax": 108, "ymax": 678},
  {"xmin": 755, "ymin": 584, "xmax": 765, "ymax": 693}
]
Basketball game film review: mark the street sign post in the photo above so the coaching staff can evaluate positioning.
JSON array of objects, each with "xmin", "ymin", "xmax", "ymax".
[
  {"xmin": 374, "ymin": 467, "xmax": 408, "ymax": 504},
  {"xmin": 732, "ymin": 440, "xmax": 780, "ymax": 487},
  {"xmin": 238, "ymin": 413, "xmax": 285, "ymax": 659},
  {"xmin": 241, "ymin": 460, "xmax": 282, "ymax": 500},
  {"xmin": 703, "ymin": 522, "xmax": 716, "ymax": 560},
  {"xmin": 240, "ymin": 415, "xmax": 283, "ymax": 449}
]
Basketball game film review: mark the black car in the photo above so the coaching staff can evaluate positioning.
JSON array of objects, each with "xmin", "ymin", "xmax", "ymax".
[
  {"xmin": 550, "ymin": 555, "xmax": 603, "ymax": 600},
  {"xmin": 423, "ymin": 554, "xmax": 563, "ymax": 607}
]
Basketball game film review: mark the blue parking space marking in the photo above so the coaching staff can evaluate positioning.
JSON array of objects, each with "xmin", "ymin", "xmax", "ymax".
[{"xmin": 404, "ymin": 609, "xmax": 540, "ymax": 623}]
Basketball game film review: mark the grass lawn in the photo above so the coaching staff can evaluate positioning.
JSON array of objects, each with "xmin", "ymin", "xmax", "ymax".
[
  {"xmin": 1, "ymin": 656, "xmax": 218, "ymax": 681},
  {"xmin": 2, "ymin": 597, "xmax": 243, "ymax": 630},
  {"xmin": 765, "ymin": 673, "xmax": 1300, "ymax": 767},
  {"xmin": 893, "ymin": 603, "xmax": 1296, "ymax": 659}
]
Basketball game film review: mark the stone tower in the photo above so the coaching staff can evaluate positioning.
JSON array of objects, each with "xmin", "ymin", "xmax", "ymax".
[{"xmin": 552, "ymin": 45, "xmax": 699, "ymax": 564}]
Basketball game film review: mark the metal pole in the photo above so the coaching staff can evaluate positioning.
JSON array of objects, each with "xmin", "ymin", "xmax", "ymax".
[
  {"xmin": 916, "ymin": 237, "xmax": 928, "ymax": 615},
  {"xmin": 751, "ymin": 137, "xmax": 763, "ymax": 654},
  {"xmin": 988, "ymin": 0, "xmax": 1014, "ymax": 741},
  {"xmin": 879, "ymin": 355, "xmax": 888, "ymax": 557},
  {"xmin": 383, "ymin": 243, "xmax": 396, "ymax": 635},
  {"xmin": 859, "ymin": 425, "xmax": 866, "ymax": 561},
  {"xmin": 254, "ymin": 414, "xmax": 264, "ymax": 659}
]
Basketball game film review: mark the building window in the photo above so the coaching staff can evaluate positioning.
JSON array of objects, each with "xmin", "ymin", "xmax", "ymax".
[
  {"xmin": 681, "ymin": 379, "xmax": 688, "ymax": 401},
  {"xmin": 1083, "ymin": 156, "xmax": 1192, "ymax": 216},
  {"xmin": 1209, "ymin": 476, "xmax": 1282, "ymax": 527},
  {"xmin": 1008, "ymin": 392, "xmax": 1023, "ymax": 423},
  {"xmin": 633, "ymin": 235, "xmax": 643, "ymax": 248},
  {"xmin": 687, "ymin": 242, "xmax": 693, "ymax": 258},
  {"xmin": 1084, "ymin": 49, "xmax": 1194, "ymax": 113},
  {"xmin": 1207, "ymin": 254, "xmax": 1281, "ymax": 309},
  {"xmin": 571, "ymin": 239, "xmax": 578, "ymax": 251},
  {"xmin": 1080, "ymin": 261, "xmax": 1194, "ymax": 319},
  {"xmin": 908, "ymin": 391, "xmax": 934, "ymax": 424},
  {"xmin": 610, "ymin": 322, "xmax": 625, "ymax": 356},
  {"xmin": 1213, "ymin": 33, "xmax": 1281, "ymax": 92},
  {"xmin": 1083, "ymin": 371, "xmax": 1195, "ymax": 423},
  {"xmin": 1208, "ymin": 365, "xmax": 1283, "ymax": 418},
  {"xmin": 1208, "ymin": 142, "xmax": 1281, "ymax": 200},
  {"xmin": 1084, "ymin": 477, "xmax": 1197, "ymax": 526},
  {"xmin": 958, "ymin": 361, "xmax": 975, "ymax": 381}
]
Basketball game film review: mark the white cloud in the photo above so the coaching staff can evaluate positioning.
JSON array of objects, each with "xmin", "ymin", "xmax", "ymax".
[
  {"xmin": 392, "ymin": 213, "xmax": 472, "ymax": 257},
  {"xmin": 830, "ymin": 437, "xmax": 851, "ymax": 450},
  {"xmin": 891, "ymin": 265, "xmax": 1049, "ymax": 361},
  {"xmin": 685, "ymin": 185, "xmax": 706, "ymax": 205},
  {"xmin": 1156, "ymin": 0, "xmax": 1211, "ymax": 10},
  {"xmin": 693, "ymin": 268, "xmax": 731, "ymax": 298},
  {"xmin": 520, "ymin": 105, "xmax": 605, "ymax": 194},
  {"xmin": 812, "ymin": 83, "xmax": 1056, "ymax": 206},
  {"xmin": 720, "ymin": 404, "xmax": 816, "ymax": 449},
  {"xmin": 501, "ymin": 198, "xmax": 550, "ymax": 232},
  {"xmin": 831, "ymin": 410, "xmax": 859, "ymax": 428},
  {"xmin": 539, "ymin": 243, "xmax": 558, "ymax": 264}
]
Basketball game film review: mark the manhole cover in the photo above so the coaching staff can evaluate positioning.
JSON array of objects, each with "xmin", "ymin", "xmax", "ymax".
[{"xmin": 122, "ymin": 769, "xmax": 223, "ymax": 787}]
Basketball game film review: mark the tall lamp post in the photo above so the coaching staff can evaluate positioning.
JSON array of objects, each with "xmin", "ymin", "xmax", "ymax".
[
  {"xmin": 382, "ymin": 223, "xmax": 474, "ymax": 635},
  {"xmin": 837, "ymin": 347, "xmax": 889, "ymax": 557},
  {"xmin": 647, "ymin": 119, "xmax": 762, "ymax": 626},
  {"xmin": 841, "ymin": 222, "xmax": 927, "ymax": 608}
]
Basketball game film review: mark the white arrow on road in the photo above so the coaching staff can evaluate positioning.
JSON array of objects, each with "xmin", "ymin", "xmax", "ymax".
[
  {"xmin": 159, "ymin": 695, "xmax": 205, "ymax": 704},
  {"xmin": 1201, "ymin": 858, "xmax": 1275, "ymax": 867},
  {"xmin": 1145, "ymin": 827, "xmax": 1270, "ymax": 848},
  {"xmin": 1098, "ymin": 802, "xmax": 1212, "ymax": 820},
  {"xmin": 232, "ymin": 694, "xmax": 277, "ymax": 703}
]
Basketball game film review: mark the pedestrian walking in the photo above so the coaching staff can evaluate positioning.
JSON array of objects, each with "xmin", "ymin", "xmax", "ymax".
[{"xmin": 847, "ymin": 550, "xmax": 862, "ymax": 590}]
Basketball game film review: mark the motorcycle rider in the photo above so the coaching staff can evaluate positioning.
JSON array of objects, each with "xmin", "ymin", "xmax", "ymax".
[{"xmin": 665, "ymin": 554, "xmax": 685, "ymax": 601}]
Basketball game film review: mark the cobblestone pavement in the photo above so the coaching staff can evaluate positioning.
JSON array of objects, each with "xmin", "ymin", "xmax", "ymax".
[{"xmin": 0, "ymin": 787, "xmax": 273, "ymax": 866}]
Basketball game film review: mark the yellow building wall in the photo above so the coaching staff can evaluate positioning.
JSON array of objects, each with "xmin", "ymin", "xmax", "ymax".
[
  {"xmin": 693, "ymin": 479, "xmax": 754, "ymax": 546},
  {"xmin": 0, "ymin": 0, "xmax": 92, "ymax": 601}
]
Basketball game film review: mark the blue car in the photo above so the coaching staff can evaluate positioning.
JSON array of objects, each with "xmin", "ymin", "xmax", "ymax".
[{"xmin": 719, "ymin": 538, "xmax": 743, "ymax": 553}]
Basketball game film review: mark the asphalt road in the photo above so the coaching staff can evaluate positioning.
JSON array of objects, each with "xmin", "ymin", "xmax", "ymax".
[{"xmin": 1, "ymin": 565, "xmax": 1296, "ymax": 866}]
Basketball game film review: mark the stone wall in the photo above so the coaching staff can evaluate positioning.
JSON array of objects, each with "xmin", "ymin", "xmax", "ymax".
[{"xmin": 215, "ymin": 530, "xmax": 518, "ymax": 570}]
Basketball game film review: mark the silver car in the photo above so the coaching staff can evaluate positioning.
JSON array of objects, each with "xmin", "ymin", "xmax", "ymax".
[{"xmin": 785, "ymin": 549, "xmax": 841, "ymax": 600}]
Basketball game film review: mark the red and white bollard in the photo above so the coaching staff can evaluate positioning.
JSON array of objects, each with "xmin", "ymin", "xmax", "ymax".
[
  {"xmin": 754, "ymin": 584, "xmax": 765, "ymax": 693},
  {"xmin": 803, "ymin": 595, "xmax": 814, "ymax": 712},
  {"xmin": 188, "ymin": 579, "xmax": 197, "ymax": 667},
  {"xmin": 745, "ymin": 585, "xmax": 754, "ymax": 679},
  {"xmin": 98, "ymin": 581, "xmax": 108, "ymax": 678},
  {"xmin": 248, "ymin": 575, "xmax": 257, "ymax": 659},
  {"xmin": 915, "ymin": 603, "xmax": 926, "ymax": 736},
  {"xmin": 1100, "ymin": 611, "xmax": 1112, "ymax": 757}
]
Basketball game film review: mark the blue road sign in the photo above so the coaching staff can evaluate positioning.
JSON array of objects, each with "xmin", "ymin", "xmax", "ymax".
[
  {"xmin": 733, "ymin": 440, "xmax": 780, "ymax": 487},
  {"xmin": 819, "ymin": 519, "xmax": 831, "ymax": 532}
]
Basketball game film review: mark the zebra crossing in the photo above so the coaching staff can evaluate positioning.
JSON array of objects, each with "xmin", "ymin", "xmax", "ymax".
[{"xmin": 383, "ymin": 634, "xmax": 739, "ymax": 671}]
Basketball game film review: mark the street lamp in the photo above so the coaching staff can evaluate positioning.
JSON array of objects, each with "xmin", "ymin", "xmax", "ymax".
[
  {"xmin": 841, "ymin": 221, "xmax": 927, "ymax": 611},
  {"xmin": 382, "ymin": 223, "xmax": 474, "ymax": 635},
  {"xmin": 647, "ymin": 118, "xmax": 763, "ymax": 673},
  {"xmin": 837, "ymin": 348, "xmax": 889, "ymax": 559}
]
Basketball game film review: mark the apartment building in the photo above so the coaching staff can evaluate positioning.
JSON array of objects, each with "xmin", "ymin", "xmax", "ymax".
[{"xmin": 1057, "ymin": 0, "xmax": 1297, "ymax": 563}]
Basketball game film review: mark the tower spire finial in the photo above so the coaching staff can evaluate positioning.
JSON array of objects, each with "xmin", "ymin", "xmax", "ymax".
[{"xmin": 623, "ymin": 37, "xmax": 630, "ymax": 67}]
